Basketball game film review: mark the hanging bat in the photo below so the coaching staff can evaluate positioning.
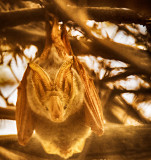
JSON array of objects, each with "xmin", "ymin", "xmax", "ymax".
[{"xmin": 16, "ymin": 15, "xmax": 104, "ymax": 159}]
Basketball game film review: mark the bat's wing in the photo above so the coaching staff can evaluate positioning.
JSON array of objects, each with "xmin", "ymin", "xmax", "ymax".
[
  {"xmin": 74, "ymin": 58, "xmax": 104, "ymax": 135},
  {"xmin": 84, "ymin": 77, "xmax": 104, "ymax": 136},
  {"xmin": 61, "ymin": 24, "xmax": 104, "ymax": 135},
  {"xmin": 16, "ymin": 66, "xmax": 34, "ymax": 145}
]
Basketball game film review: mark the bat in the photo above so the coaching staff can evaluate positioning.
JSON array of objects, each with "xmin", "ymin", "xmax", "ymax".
[{"xmin": 16, "ymin": 15, "xmax": 104, "ymax": 159}]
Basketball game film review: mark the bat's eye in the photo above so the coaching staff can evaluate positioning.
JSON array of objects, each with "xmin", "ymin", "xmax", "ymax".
[
  {"xmin": 45, "ymin": 107, "xmax": 49, "ymax": 111},
  {"xmin": 64, "ymin": 105, "xmax": 67, "ymax": 110}
]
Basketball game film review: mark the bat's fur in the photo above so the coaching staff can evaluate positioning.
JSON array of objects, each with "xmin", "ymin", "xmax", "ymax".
[
  {"xmin": 34, "ymin": 105, "xmax": 91, "ymax": 158},
  {"xmin": 16, "ymin": 16, "xmax": 103, "ymax": 159},
  {"xmin": 27, "ymin": 44, "xmax": 91, "ymax": 158}
]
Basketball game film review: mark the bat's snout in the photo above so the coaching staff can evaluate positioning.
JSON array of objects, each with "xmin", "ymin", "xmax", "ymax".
[{"xmin": 49, "ymin": 96, "xmax": 64, "ymax": 122}]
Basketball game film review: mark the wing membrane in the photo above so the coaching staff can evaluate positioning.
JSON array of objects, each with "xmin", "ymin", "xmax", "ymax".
[
  {"xmin": 74, "ymin": 58, "xmax": 104, "ymax": 135},
  {"xmin": 16, "ymin": 66, "xmax": 34, "ymax": 145}
]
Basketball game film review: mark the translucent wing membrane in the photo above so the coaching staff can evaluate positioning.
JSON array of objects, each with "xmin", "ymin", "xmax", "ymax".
[
  {"xmin": 16, "ymin": 66, "xmax": 34, "ymax": 145},
  {"xmin": 73, "ymin": 58, "xmax": 104, "ymax": 135}
]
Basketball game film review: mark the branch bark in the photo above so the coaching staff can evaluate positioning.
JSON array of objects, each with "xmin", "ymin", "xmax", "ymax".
[
  {"xmin": 0, "ymin": 107, "xmax": 15, "ymax": 120},
  {"xmin": 0, "ymin": 125, "xmax": 151, "ymax": 159},
  {"xmin": 70, "ymin": 0, "xmax": 151, "ymax": 17},
  {"xmin": 112, "ymin": 88, "xmax": 151, "ymax": 95},
  {"xmin": 100, "ymin": 69, "xmax": 146, "ymax": 83},
  {"xmin": 0, "ymin": 6, "xmax": 146, "ymax": 29},
  {"xmin": 0, "ymin": 8, "xmax": 45, "ymax": 29},
  {"xmin": 8, "ymin": 0, "xmax": 151, "ymax": 17}
]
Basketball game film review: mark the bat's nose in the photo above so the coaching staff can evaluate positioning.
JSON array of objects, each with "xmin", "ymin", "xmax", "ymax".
[
  {"xmin": 52, "ymin": 106, "xmax": 62, "ymax": 121},
  {"xmin": 54, "ymin": 113, "xmax": 60, "ymax": 119},
  {"xmin": 49, "ymin": 96, "xmax": 64, "ymax": 122}
]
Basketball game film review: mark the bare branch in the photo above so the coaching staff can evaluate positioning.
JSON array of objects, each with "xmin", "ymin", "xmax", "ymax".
[
  {"xmin": 0, "ymin": 106, "xmax": 15, "ymax": 120},
  {"xmin": 70, "ymin": 0, "xmax": 151, "ymax": 17},
  {"xmin": 100, "ymin": 69, "xmax": 144, "ymax": 83},
  {"xmin": 1, "ymin": 125, "xmax": 151, "ymax": 159},
  {"xmin": 113, "ymin": 88, "xmax": 151, "ymax": 95},
  {"xmin": 0, "ymin": 8, "xmax": 45, "ymax": 29},
  {"xmin": 6, "ymin": 0, "xmax": 151, "ymax": 17},
  {"xmin": 2, "ymin": 26, "xmax": 151, "ymax": 76},
  {"xmin": 0, "ymin": 5, "xmax": 146, "ymax": 29}
]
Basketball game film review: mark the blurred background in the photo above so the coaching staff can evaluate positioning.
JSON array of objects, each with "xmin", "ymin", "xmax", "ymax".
[{"xmin": 0, "ymin": 0, "xmax": 151, "ymax": 159}]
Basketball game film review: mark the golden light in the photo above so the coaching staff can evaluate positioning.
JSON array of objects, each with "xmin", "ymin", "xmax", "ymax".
[
  {"xmin": 137, "ymin": 45, "xmax": 147, "ymax": 50},
  {"xmin": 124, "ymin": 116, "xmax": 141, "ymax": 126},
  {"xmin": 86, "ymin": 20, "xmax": 95, "ymax": 27},
  {"xmin": 24, "ymin": 45, "xmax": 38, "ymax": 60},
  {"xmin": 114, "ymin": 31, "xmax": 136, "ymax": 45},
  {"xmin": 0, "ymin": 65, "xmax": 17, "ymax": 86},
  {"xmin": 0, "ymin": 120, "xmax": 17, "ymax": 135},
  {"xmin": 122, "ymin": 93, "xmax": 135, "ymax": 104},
  {"xmin": 137, "ymin": 101, "xmax": 151, "ymax": 120},
  {"xmin": 85, "ymin": 20, "xmax": 147, "ymax": 50}
]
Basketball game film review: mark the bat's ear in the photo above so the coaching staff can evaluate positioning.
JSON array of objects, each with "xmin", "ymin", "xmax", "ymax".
[
  {"xmin": 16, "ymin": 66, "xmax": 34, "ymax": 146},
  {"xmin": 55, "ymin": 59, "xmax": 73, "ymax": 95},
  {"xmin": 29, "ymin": 63, "xmax": 52, "ymax": 99}
]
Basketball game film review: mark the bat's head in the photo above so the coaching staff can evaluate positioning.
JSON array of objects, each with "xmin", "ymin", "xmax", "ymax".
[{"xmin": 28, "ymin": 58, "xmax": 84, "ymax": 122}]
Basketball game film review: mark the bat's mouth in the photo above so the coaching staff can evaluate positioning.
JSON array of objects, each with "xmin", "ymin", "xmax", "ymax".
[{"xmin": 50, "ymin": 113, "xmax": 64, "ymax": 123}]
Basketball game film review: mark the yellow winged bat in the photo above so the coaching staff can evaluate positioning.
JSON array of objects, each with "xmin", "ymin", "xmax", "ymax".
[{"xmin": 16, "ymin": 15, "xmax": 104, "ymax": 159}]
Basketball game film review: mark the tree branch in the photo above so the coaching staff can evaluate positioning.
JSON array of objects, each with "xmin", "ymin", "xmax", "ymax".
[
  {"xmin": 52, "ymin": 0, "xmax": 151, "ymax": 75},
  {"xmin": 1, "ymin": 2, "xmax": 151, "ymax": 76},
  {"xmin": 7, "ymin": 0, "xmax": 151, "ymax": 17},
  {"xmin": 113, "ymin": 88, "xmax": 151, "ymax": 95},
  {"xmin": 70, "ymin": 0, "xmax": 151, "ymax": 17},
  {"xmin": 0, "ymin": 5, "xmax": 146, "ymax": 29},
  {"xmin": 2, "ymin": 27, "xmax": 151, "ymax": 75},
  {"xmin": 100, "ymin": 69, "xmax": 144, "ymax": 83},
  {"xmin": 0, "ymin": 8, "xmax": 45, "ymax": 29},
  {"xmin": 1, "ymin": 125, "xmax": 151, "ymax": 159},
  {"xmin": 0, "ymin": 107, "xmax": 15, "ymax": 120}
]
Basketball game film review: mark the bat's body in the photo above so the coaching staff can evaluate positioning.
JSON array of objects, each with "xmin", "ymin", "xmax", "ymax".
[
  {"xmin": 16, "ymin": 16, "xmax": 103, "ymax": 159},
  {"xmin": 27, "ymin": 47, "xmax": 91, "ymax": 158},
  {"xmin": 34, "ymin": 104, "xmax": 91, "ymax": 158}
]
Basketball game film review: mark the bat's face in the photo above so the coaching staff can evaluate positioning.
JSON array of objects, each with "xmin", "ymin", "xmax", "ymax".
[
  {"xmin": 40, "ymin": 87, "xmax": 71, "ymax": 122},
  {"xmin": 41, "ymin": 92, "xmax": 66, "ymax": 122},
  {"xmin": 27, "ymin": 57, "xmax": 84, "ymax": 123}
]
